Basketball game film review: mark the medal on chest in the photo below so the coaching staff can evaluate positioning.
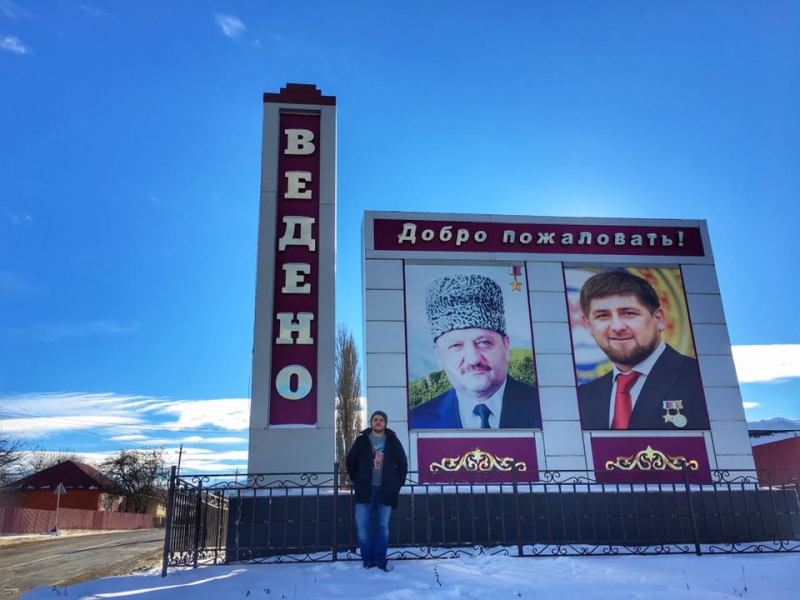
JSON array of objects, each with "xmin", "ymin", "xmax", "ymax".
[{"xmin": 662, "ymin": 400, "xmax": 687, "ymax": 428}]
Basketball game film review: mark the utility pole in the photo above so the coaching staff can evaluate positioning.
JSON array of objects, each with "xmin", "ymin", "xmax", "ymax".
[{"xmin": 53, "ymin": 482, "xmax": 66, "ymax": 535}]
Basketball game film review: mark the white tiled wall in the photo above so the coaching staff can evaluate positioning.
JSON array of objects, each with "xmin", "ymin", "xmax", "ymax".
[
  {"xmin": 692, "ymin": 324, "xmax": 734, "ymax": 355},
  {"xmin": 364, "ymin": 259, "xmax": 409, "ymax": 444},
  {"xmin": 366, "ymin": 321, "xmax": 406, "ymax": 353},
  {"xmin": 533, "ymin": 355, "xmax": 577, "ymax": 387},
  {"xmin": 542, "ymin": 421, "xmax": 585, "ymax": 456},
  {"xmin": 698, "ymin": 355, "xmax": 740, "ymax": 387},
  {"xmin": 529, "ymin": 291, "xmax": 570, "ymax": 322},
  {"xmin": 364, "ymin": 289, "xmax": 404, "ymax": 321},
  {"xmin": 531, "ymin": 322, "xmax": 573, "ymax": 354},
  {"xmin": 704, "ymin": 388, "xmax": 748, "ymax": 422},
  {"xmin": 364, "ymin": 259, "xmax": 404, "ymax": 290},
  {"xmin": 539, "ymin": 387, "xmax": 580, "ymax": 421},
  {"xmin": 682, "ymin": 264, "xmax": 721, "ymax": 294}
]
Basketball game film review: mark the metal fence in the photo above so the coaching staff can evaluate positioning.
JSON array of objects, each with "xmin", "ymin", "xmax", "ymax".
[
  {"xmin": 161, "ymin": 466, "xmax": 800, "ymax": 575},
  {"xmin": 0, "ymin": 506, "xmax": 156, "ymax": 534}
]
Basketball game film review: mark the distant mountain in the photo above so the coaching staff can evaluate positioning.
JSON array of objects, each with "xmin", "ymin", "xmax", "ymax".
[
  {"xmin": 747, "ymin": 417, "xmax": 800, "ymax": 431},
  {"xmin": 748, "ymin": 417, "xmax": 800, "ymax": 445}
]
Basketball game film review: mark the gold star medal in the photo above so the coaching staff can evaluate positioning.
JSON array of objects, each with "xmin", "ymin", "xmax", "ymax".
[{"xmin": 508, "ymin": 265, "xmax": 523, "ymax": 292}]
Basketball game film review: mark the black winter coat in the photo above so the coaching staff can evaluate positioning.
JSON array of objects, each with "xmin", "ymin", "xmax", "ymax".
[{"xmin": 345, "ymin": 427, "xmax": 408, "ymax": 509}]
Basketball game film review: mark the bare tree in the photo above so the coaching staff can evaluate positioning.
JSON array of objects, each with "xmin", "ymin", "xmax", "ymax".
[
  {"xmin": 26, "ymin": 447, "xmax": 86, "ymax": 474},
  {"xmin": 0, "ymin": 433, "xmax": 26, "ymax": 506},
  {"xmin": 99, "ymin": 448, "xmax": 167, "ymax": 513},
  {"xmin": 0, "ymin": 433, "xmax": 26, "ymax": 486},
  {"xmin": 335, "ymin": 324, "xmax": 362, "ymax": 481}
]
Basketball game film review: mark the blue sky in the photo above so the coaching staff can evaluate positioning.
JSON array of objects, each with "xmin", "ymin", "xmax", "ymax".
[{"xmin": 1, "ymin": 1, "xmax": 798, "ymax": 473}]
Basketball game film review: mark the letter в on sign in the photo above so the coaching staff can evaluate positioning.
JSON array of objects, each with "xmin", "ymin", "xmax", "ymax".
[{"xmin": 284, "ymin": 129, "xmax": 316, "ymax": 155}]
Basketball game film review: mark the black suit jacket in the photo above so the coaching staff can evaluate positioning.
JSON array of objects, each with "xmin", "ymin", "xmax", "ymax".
[
  {"xmin": 345, "ymin": 427, "xmax": 408, "ymax": 509},
  {"xmin": 577, "ymin": 344, "xmax": 709, "ymax": 430},
  {"xmin": 409, "ymin": 376, "xmax": 542, "ymax": 429}
]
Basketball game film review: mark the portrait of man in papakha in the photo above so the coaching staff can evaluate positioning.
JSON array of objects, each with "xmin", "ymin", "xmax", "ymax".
[
  {"xmin": 405, "ymin": 264, "xmax": 541, "ymax": 430},
  {"xmin": 566, "ymin": 266, "xmax": 710, "ymax": 431}
]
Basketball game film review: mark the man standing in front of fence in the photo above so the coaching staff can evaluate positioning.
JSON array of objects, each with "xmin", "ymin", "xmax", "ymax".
[{"xmin": 346, "ymin": 410, "xmax": 408, "ymax": 571}]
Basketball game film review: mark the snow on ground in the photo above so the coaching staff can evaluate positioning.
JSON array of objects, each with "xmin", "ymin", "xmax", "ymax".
[{"xmin": 18, "ymin": 549, "xmax": 800, "ymax": 599}]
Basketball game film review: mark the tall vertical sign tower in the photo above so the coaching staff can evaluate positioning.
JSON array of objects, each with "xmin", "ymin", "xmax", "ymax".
[{"xmin": 249, "ymin": 84, "xmax": 337, "ymax": 473}]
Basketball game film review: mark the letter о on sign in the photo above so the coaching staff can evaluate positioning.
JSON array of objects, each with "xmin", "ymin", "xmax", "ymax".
[{"xmin": 276, "ymin": 365, "xmax": 313, "ymax": 400}]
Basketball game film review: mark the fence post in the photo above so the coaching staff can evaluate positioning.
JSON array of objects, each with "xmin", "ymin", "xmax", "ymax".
[
  {"xmin": 682, "ymin": 463, "xmax": 702, "ymax": 556},
  {"xmin": 793, "ymin": 478, "xmax": 800, "ymax": 540},
  {"xmin": 512, "ymin": 463, "xmax": 523, "ymax": 557},
  {"xmin": 213, "ymin": 493, "xmax": 225, "ymax": 565},
  {"xmin": 192, "ymin": 479, "xmax": 204, "ymax": 569},
  {"xmin": 332, "ymin": 463, "xmax": 339, "ymax": 562},
  {"xmin": 161, "ymin": 465, "xmax": 178, "ymax": 577}
]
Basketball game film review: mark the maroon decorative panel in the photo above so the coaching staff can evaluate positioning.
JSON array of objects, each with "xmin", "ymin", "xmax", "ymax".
[
  {"xmin": 268, "ymin": 112, "xmax": 321, "ymax": 425},
  {"xmin": 417, "ymin": 437, "xmax": 539, "ymax": 484},
  {"xmin": 374, "ymin": 218, "xmax": 704, "ymax": 256},
  {"xmin": 591, "ymin": 436, "xmax": 711, "ymax": 484}
]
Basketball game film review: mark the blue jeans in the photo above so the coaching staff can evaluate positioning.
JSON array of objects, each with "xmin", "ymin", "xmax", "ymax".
[{"xmin": 354, "ymin": 487, "xmax": 392, "ymax": 568}]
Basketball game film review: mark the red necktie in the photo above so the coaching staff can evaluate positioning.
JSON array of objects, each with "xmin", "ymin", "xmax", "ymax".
[{"xmin": 611, "ymin": 371, "xmax": 641, "ymax": 429}]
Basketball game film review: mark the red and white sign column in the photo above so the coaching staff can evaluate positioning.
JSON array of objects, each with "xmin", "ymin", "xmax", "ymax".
[{"xmin": 248, "ymin": 84, "xmax": 336, "ymax": 474}]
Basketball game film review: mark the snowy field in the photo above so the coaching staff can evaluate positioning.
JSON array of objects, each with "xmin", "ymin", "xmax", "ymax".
[{"xmin": 19, "ymin": 549, "xmax": 799, "ymax": 599}]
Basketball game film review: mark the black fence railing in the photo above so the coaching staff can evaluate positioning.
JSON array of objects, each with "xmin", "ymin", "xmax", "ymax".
[{"xmin": 161, "ymin": 466, "xmax": 800, "ymax": 575}]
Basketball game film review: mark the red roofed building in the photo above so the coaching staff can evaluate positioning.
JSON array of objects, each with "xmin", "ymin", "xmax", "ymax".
[
  {"xmin": 750, "ymin": 432, "xmax": 800, "ymax": 487},
  {"xmin": 9, "ymin": 460, "xmax": 126, "ymax": 512}
]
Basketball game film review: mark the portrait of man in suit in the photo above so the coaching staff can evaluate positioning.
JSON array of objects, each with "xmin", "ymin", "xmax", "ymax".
[
  {"xmin": 575, "ymin": 269, "xmax": 709, "ymax": 431},
  {"xmin": 408, "ymin": 271, "xmax": 541, "ymax": 430}
]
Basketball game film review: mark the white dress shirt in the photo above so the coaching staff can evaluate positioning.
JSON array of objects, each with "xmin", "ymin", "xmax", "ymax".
[
  {"xmin": 457, "ymin": 379, "xmax": 507, "ymax": 429},
  {"xmin": 606, "ymin": 341, "xmax": 667, "ymax": 427}
]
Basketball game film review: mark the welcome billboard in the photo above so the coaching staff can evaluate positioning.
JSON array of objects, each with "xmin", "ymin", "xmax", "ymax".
[{"xmin": 363, "ymin": 212, "xmax": 753, "ymax": 484}]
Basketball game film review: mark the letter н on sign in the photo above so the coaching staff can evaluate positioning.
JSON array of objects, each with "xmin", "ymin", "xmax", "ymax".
[{"xmin": 269, "ymin": 113, "xmax": 320, "ymax": 425}]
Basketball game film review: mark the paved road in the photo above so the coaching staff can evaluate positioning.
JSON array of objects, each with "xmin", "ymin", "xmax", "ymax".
[{"xmin": 0, "ymin": 529, "xmax": 165, "ymax": 599}]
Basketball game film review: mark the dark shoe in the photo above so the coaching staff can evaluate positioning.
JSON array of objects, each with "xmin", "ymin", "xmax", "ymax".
[
  {"xmin": 363, "ymin": 563, "xmax": 375, "ymax": 569},
  {"xmin": 377, "ymin": 565, "xmax": 391, "ymax": 572}
]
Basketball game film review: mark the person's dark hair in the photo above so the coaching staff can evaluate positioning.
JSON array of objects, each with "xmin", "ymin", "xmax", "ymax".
[{"xmin": 579, "ymin": 270, "xmax": 661, "ymax": 316}]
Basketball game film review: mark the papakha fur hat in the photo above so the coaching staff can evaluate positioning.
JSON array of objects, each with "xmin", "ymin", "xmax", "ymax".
[{"xmin": 425, "ymin": 274, "xmax": 507, "ymax": 341}]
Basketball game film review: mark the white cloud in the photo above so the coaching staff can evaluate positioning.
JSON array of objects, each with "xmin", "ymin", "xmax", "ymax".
[
  {"xmin": 214, "ymin": 13, "xmax": 245, "ymax": 40},
  {"xmin": 135, "ymin": 435, "xmax": 247, "ymax": 447},
  {"xmin": 174, "ymin": 446, "xmax": 248, "ymax": 473},
  {"xmin": 181, "ymin": 435, "xmax": 247, "ymax": 444},
  {"xmin": 0, "ymin": 1, "xmax": 29, "ymax": 19},
  {"xmin": 12, "ymin": 319, "xmax": 139, "ymax": 341},
  {"xmin": 4, "ymin": 209, "xmax": 33, "ymax": 225},
  {"xmin": 731, "ymin": 344, "xmax": 800, "ymax": 383},
  {"xmin": 2, "ymin": 415, "xmax": 144, "ymax": 437},
  {"xmin": 0, "ymin": 35, "xmax": 29, "ymax": 54},
  {"xmin": 0, "ymin": 392, "xmax": 249, "ymax": 441},
  {"xmin": 155, "ymin": 398, "xmax": 250, "ymax": 431},
  {"xmin": 63, "ymin": 451, "xmax": 113, "ymax": 466},
  {"xmin": 742, "ymin": 402, "xmax": 759, "ymax": 410},
  {"xmin": 108, "ymin": 434, "xmax": 149, "ymax": 442}
]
